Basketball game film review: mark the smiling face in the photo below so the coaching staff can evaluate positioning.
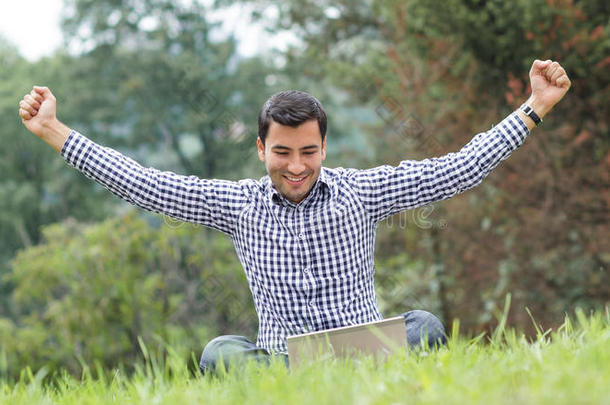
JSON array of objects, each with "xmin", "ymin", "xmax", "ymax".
[{"xmin": 257, "ymin": 119, "xmax": 326, "ymax": 204}]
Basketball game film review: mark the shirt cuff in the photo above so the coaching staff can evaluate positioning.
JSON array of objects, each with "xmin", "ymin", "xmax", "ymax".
[
  {"xmin": 496, "ymin": 112, "xmax": 530, "ymax": 150},
  {"xmin": 60, "ymin": 130, "xmax": 97, "ymax": 171}
]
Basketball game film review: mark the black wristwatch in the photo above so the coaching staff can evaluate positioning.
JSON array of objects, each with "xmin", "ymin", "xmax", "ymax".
[{"xmin": 520, "ymin": 104, "xmax": 543, "ymax": 126}]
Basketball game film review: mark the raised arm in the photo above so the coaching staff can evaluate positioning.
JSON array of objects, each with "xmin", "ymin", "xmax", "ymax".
[
  {"xmin": 18, "ymin": 86, "xmax": 250, "ymax": 235},
  {"xmin": 349, "ymin": 59, "xmax": 571, "ymax": 223}
]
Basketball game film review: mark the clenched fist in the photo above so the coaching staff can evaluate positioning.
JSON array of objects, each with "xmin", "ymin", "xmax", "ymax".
[
  {"xmin": 19, "ymin": 86, "xmax": 71, "ymax": 153},
  {"xmin": 528, "ymin": 59, "xmax": 571, "ymax": 118},
  {"xmin": 19, "ymin": 86, "xmax": 56, "ymax": 135}
]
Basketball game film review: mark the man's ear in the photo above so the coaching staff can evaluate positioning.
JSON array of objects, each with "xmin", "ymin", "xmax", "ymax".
[
  {"xmin": 321, "ymin": 137, "xmax": 327, "ymax": 161},
  {"xmin": 257, "ymin": 137, "xmax": 265, "ymax": 162}
]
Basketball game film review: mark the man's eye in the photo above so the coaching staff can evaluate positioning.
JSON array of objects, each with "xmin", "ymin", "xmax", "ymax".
[
  {"xmin": 276, "ymin": 152, "xmax": 288, "ymax": 156},
  {"xmin": 303, "ymin": 152, "xmax": 315, "ymax": 155}
]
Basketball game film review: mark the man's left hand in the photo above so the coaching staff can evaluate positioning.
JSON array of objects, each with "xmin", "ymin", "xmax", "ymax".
[{"xmin": 527, "ymin": 59, "xmax": 571, "ymax": 118}]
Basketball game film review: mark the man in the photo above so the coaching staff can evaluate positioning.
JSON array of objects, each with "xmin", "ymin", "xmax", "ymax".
[{"xmin": 19, "ymin": 59, "xmax": 570, "ymax": 374}]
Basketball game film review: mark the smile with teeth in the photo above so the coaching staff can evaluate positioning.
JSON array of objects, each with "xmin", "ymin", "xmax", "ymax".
[{"xmin": 284, "ymin": 175, "xmax": 307, "ymax": 185}]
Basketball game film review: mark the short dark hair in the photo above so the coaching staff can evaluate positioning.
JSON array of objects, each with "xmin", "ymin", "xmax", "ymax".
[{"xmin": 258, "ymin": 90, "xmax": 327, "ymax": 145}]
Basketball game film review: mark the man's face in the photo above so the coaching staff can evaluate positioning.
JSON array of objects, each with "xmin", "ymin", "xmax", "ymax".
[{"xmin": 257, "ymin": 119, "xmax": 326, "ymax": 204}]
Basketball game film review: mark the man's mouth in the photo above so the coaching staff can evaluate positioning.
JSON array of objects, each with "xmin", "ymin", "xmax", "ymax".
[{"xmin": 283, "ymin": 174, "xmax": 308, "ymax": 186}]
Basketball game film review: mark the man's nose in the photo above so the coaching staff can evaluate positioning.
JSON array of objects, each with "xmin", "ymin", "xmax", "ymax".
[{"xmin": 287, "ymin": 158, "xmax": 306, "ymax": 174}]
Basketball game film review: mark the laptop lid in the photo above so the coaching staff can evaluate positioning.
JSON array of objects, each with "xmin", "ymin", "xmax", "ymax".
[{"xmin": 286, "ymin": 316, "xmax": 406, "ymax": 368}]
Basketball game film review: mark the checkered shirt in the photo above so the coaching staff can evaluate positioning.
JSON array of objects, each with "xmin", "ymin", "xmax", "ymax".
[{"xmin": 61, "ymin": 113, "xmax": 528, "ymax": 354}]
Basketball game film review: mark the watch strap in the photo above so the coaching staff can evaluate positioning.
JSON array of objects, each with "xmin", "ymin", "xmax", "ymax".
[{"xmin": 520, "ymin": 104, "xmax": 542, "ymax": 126}]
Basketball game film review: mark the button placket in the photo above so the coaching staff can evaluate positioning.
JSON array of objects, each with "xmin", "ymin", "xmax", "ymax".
[
  {"xmin": 296, "ymin": 205, "xmax": 317, "ymax": 324},
  {"xmin": 294, "ymin": 204, "xmax": 305, "ymax": 239}
]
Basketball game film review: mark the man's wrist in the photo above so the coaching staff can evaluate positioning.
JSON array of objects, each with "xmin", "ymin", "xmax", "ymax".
[
  {"xmin": 515, "ymin": 96, "xmax": 551, "ymax": 131},
  {"xmin": 520, "ymin": 104, "xmax": 542, "ymax": 127},
  {"xmin": 42, "ymin": 119, "xmax": 72, "ymax": 153},
  {"xmin": 525, "ymin": 96, "xmax": 550, "ymax": 119}
]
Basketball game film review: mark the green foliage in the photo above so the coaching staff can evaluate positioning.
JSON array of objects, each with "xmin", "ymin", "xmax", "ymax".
[
  {"xmin": 0, "ymin": 212, "xmax": 256, "ymax": 378},
  {"xmin": 59, "ymin": 0, "xmax": 274, "ymax": 180},
  {"xmin": 1, "ymin": 309, "xmax": 609, "ymax": 404},
  {"xmin": 1, "ymin": 0, "xmax": 278, "ymax": 282},
  {"xmin": 0, "ymin": 39, "xmax": 115, "ymax": 310},
  {"xmin": 1, "ymin": 0, "xmax": 274, "ymax": 332}
]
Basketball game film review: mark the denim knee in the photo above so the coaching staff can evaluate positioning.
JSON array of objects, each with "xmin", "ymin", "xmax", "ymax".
[
  {"xmin": 401, "ymin": 310, "xmax": 447, "ymax": 348},
  {"xmin": 199, "ymin": 335, "xmax": 272, "ymax": 375},
  {"xmin": 200, "ymin": 335, "xmax": 247, "ymax": 374}
]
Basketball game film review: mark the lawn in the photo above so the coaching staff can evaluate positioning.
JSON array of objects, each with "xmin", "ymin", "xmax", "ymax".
[{"xmin": 1, "ymin": 308, "xmax": 608, "ymax": 405}]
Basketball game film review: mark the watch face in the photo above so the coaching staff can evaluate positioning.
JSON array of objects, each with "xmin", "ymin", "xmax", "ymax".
[{"xmin": 521, "ymin": 105, "xmax": 541, "ymax": 125}]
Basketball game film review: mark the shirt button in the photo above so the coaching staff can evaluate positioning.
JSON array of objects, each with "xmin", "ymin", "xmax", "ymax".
[
  {"xmin": 309, "ymin": 300, "xmax": 315, "ymax": 307},
  {"xmin": 303, "ymin": 267, "xmax": 310, "ymax": 273},
  {"xmin": 299, "ymin": 233, "xmax": 305, "ymax": 239}
]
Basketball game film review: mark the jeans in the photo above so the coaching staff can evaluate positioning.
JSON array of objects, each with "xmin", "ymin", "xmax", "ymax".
[{"xmin": 199, "ymin": 310, "xmax": 446, "ymax": 375}]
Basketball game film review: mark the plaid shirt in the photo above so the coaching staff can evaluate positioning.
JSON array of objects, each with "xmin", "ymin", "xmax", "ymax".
[{"xmin": 61, "ymin": 113, "xmax": 528, "ymax": 354}]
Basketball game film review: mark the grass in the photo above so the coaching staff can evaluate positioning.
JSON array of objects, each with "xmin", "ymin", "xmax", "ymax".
[{"xmin": 1, "ymin": 307, "xmax": 609, "ymax": 405}]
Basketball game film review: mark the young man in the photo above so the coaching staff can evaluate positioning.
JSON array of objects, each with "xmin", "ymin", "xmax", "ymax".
[{"xmin": 19, "ymin": 59, "xmax": 570, "ymax": 374}]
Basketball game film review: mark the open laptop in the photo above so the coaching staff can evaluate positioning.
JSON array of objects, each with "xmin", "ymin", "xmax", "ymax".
[{"xmin": 286, "ymin": 316, "xmax": 406, "ymax": 368}]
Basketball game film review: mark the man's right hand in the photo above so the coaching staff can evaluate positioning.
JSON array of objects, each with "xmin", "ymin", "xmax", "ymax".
[{"xmin": 19, "ymin": 86, "xmax": 71, "ymax": 153}]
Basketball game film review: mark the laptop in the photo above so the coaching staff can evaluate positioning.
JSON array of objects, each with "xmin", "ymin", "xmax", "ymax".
[{"xmin": 286, "ymin": 316, "xmax": 407, "ymax": 368}]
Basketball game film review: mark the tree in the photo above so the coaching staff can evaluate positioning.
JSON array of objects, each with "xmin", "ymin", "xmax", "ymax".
[
  {"xmin": 2, "ymin": 0, "xmax": 281, "ymax": 373},
  {"xmin": 59, "ymin": 0, "xmax": 275, "ymax": 179},
  {"xmin": 0, "ymin": 39, "xmax": 119, "ymax": 316},
  {"xmin": 1, "ymin": 212, "xmax": 255, "ymax": 377}
]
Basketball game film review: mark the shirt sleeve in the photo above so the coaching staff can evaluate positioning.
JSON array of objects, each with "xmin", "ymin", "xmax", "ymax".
[
  {"xmin": 60, "ymin": 131, "xmax": 249, "ymax": 236},
  {"xmin": 347, "ymin": 112, "xmax": 530, "ymax": 223}
]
